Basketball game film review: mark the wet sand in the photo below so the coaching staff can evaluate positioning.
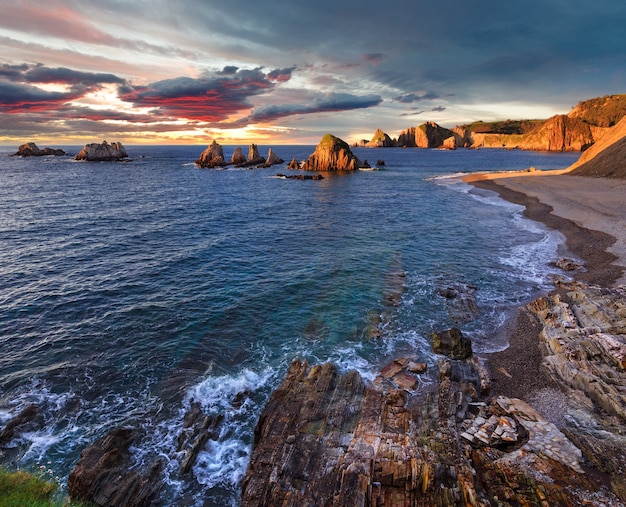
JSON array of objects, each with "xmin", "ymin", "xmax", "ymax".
[{"xmin": 466, "ymin": 172, "xmax": 625, "ymax": 399}]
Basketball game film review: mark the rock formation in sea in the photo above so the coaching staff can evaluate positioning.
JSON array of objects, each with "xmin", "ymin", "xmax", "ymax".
[
  {"xmin": 301, "ymin": 134, "xmax": 363, "ymax": 171},
  {"xmin": 567, "ymin": 115, "xmax": 626, "ymax": 178},
  {"xmin": 287, "ymin": 158, "xmax": 300, "ymax": 169},
  {"xmin": 247, "ymin": 144, "xmax": 265, "ymax": 165},
  {"xmin": 74, "ymin": 141, "xmax": 128, "ymax": 161},
  {"xmin": 241, "ymin": 280, "xmax": 626, "ymax": 506},
  {"xmin": 365, "ymin": 128, "xmax": 396, "ymax": 147},
  {"xmin": 415, "ymin": 121, "xmax": 456, "ymax": 148},
  {"xmin": 263, "ymin": 148, "xmax": 284, "ymax": 167},
  {"xmin": 195, "ymin": 141, "xmax": 226, "ymax": 168},
  {"xmin": 13, "ymin": 142, "xmax": 65, "ymax": 157},
  {"xmin": 231, "ymin": 147, "xmax": 247, "ymax": 165},
  {"xmin": 397, "ymin": 127, "xmax": 417, "ymax": 147}
]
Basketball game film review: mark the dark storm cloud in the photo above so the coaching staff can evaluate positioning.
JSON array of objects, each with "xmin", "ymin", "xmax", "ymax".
[
  {"xmin": 233, "ymin": 92, "xmax": 383, "ymax": 126},
  {"xmin": 394, "ymin": 93, "xmax": 439, "ymax": 104},
  {"xmin": 0, "ymin": 80, "xmax": 83, "ymax": 112}
]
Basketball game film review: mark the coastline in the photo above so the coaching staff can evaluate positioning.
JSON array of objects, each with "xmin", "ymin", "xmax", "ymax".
[{"xmin": 468, "ymin": 173, "xmax": 624, "ymax": 400}]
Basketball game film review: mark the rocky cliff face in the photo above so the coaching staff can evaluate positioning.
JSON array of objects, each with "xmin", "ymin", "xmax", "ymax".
[
  {"xmin": 366, "ymin": 128, "xmax": 395, "ymax": 147},
  {"xmin": 568, "ymin": 115, "xmax": 626, "ymax": 178},
  {"xmin": 301, "ymin": 134, "xmax": 363, "ymax": 171},
  {"xmin": 519, "ymin": 114, "xmax": 595, "ymax": 151},
  {"xmin": 415, "ymin": 122, "xmax": 455, "ymax": 148},
  {"xmin": 75, "ymin": 141, "xmax": 127, "ymax": 161},
  {"xmin": 397, "ymin": 127, "xmax": 417, "ymax": 147},
  {"xmin": 195, "ymin": 141, "xmax": 226, "ymax": 168}
]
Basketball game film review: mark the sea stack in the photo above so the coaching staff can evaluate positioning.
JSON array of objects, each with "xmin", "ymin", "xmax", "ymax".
[
  {"xmin": 301, "ymin": 134, "xmax": 363, "ymax": 171},
  {"xmin": 264, "ymin": 149, "xmax": 284, "ymax": 167},
  {"xmin": 231, "ymin": 147, "xmax": 247, "ymax": 165},
  {"xmin": 366, "ymin": 128, "xmax": 396, "ymax": 147},
  {"xmin": 75, "ymin": 141, "xmax": 127, "ymax": 161},
  {"xmin": 247, "ymin": 144, "xmax": 265, "ymax": 165},
  {"xmin": 13, "ymin": 142, "xmax": 66, "ymax": 157},
  {"xmin": 195, "ymin": 141, "xmax": 226, "ymax": 168}
]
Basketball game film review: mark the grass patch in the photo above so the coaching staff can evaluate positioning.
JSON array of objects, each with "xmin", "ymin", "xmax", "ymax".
[{"xmin": 0, "ymin": 467, "xmax": 64, "ymax": 507}]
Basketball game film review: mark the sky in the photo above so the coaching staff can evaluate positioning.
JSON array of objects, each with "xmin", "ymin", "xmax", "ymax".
[{"xmin": 1, "ymin": 0, "xmax": 625, "ymax": 145}]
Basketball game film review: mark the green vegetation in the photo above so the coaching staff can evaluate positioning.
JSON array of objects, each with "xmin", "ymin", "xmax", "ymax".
[
  {"xmin": 0, "ymin": 467, "xmax": 79, "ymax": 507},
  {"xmin": 570, "ymin": 94, "xmax": 626, "ymax": 127},
  {"xmin": 460, "ymin": 119, "xmax": 543, "ymax": 135},
  {"xmin": 319, "ymin": 133, "xmax": 351, "ymax": 151}
]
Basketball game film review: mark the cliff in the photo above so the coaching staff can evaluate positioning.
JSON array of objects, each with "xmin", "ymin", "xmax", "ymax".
[
  {"xmin": 519, "ymin": 114, "xmax": 595, "ymax": 151},
  {"xmin": 415, "ymin": 121, "xmax": 455, "ymax": 148},
  {"xmin": 301, "ymin": 134, "xmax": 363, "ymax": 171},
  {"xmin": 74, "ymin": 141, "xmax": 127, "ymax": 161},
  {"xmin": 567, "ymin": 115, "xmax": 626, "ymax": 178}
]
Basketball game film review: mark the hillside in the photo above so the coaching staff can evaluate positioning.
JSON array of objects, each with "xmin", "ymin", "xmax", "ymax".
[
  {"xmin": 567, "ymin": 115, "xmax": 626, "ymax": 178},
  {"xmin": 568, "ymin": 94, "xmax": 626, "ymax": 127}
]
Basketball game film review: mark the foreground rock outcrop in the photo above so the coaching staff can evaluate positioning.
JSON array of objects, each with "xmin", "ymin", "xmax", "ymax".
[
  {"xmin": 242, "ymin": 281, "xmax": 625, "ymax": 506},
  {"xmin": 302, "ymin": 134, "xmax": 363, "ymax": 171},
  {"xmin": 13, "ymin": 142, "xmax": 65, "ymax": 157},
  {"xmin": 68, "ymin": 427, "xmax": 163, "ymax": 507},
  {"xmin": 75, "ymin": 141, "xmax": 128, "ymax": 161}
]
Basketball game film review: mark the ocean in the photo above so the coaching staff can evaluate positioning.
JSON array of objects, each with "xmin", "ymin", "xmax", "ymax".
[{"xmin": 0, "ymin": 145, "xmax": 579, "ymax": 505}]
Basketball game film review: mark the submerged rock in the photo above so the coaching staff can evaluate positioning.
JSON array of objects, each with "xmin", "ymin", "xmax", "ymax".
[
  {"xmin": 195, "ymin": 140, "xmax": 226, "ymax": 168},
  {"xmin": 13, "ymin": 142, "xmax": 65, "ymax": 157},
  {"xmin": 75, "ymin": 141, "xmax": 127, "ymax": 161},
  {"xmin": 301, "ymin": 133, "xmax": 363, "ymax": 171}
]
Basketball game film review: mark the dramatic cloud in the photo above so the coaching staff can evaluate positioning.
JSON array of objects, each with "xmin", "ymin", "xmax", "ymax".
[
  {"xmin": 118, "ymin": 67, "xmax": 287, "ymax": 122},
  {"xmin": 1, "ymin": 0, "xmax": 625, "ymax": 143},
  {"xmin": 235, "ymin": 92, "xmax": 383, "ymax": 126}
]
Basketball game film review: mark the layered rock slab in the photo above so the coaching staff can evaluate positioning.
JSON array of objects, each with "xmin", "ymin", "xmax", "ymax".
[{"xmin": 241, "ymin": 352, "xmax": 613, "ymax": 506}]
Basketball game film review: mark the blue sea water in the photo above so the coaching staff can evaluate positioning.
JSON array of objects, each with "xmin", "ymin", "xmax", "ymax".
[{"xmin": 0, "ymin": 145, "xmax": 579, "ymax": 505}]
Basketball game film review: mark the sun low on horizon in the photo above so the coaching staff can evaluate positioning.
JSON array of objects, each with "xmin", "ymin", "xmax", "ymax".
[{"xmin": 1, "ymin": 0, "xmax": 624, "ymax": 147}]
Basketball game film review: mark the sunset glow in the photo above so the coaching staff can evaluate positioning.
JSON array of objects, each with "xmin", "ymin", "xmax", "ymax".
[{"xmin": 1, "ymin": 0, "xmax": 625, "ymax": 145}]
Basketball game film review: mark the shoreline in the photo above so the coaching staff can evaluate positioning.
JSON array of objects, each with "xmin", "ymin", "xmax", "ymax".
[{"xmin": 469, "ymin": 174, "xmax": 623, "ymax": 400}]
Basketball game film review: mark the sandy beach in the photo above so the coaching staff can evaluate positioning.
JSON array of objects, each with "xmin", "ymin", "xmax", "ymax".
[{"xmin": 465, "ymin": 170, "xmax": 626, "ymax": 399}]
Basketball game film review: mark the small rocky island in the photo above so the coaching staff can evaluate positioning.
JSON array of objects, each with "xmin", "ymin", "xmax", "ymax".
[
  {"xmin": 75, "ymin": 141, "xmax": 128, "ymax": 161},
  {"xmin": 195, "ymin": 141, "xmax": 284, "ymax": 168},
  {"xmin": 301, "ymin": 133, "xmax": 364, "ymax": 171},
  {"xmin": 12, "ymin": 142, "xmax": 66, "ymax": 157}
]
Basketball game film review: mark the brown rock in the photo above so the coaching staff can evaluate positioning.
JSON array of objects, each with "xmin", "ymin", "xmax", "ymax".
[
  {"xmin": 247, "ymin": 144, "xmax": 265, "ymax": 165},
  {"xmin": 415, "ymin": 122, "xmax": 455, "ymax": 148},
  {"xmin": 195, "ymin": 140, "xmax": 226, "ymax": 168},
  {"xmin": 301, "ymin": 134, "xmax": 363, "ymax": 171},
  {"xmin": 13, "ymin": 142, "xmax": 65, "ymax": 157},
  {"xmin": 68, "ymin": 427, "xmax": 163, "ymax": 507},
  {"xmin": 75, "ymin": 141, "xmax": 127, "ymax": 161},
  {"xmin": 230, "ymin": 147, "xmax": 247, "ymax": 165},
  {"xmin": 287, "ymin": 157, "xmax": 300, "ymax": 169},
  {"xmin": 365, "ymin": 128, "xmax": 396, "ymax": 147},
  {"xmin": 430, "ymin": 327, "xmax": 473, "ymax": 359},
  {"xmin": 263, "ymin": 148, "xmax": 284, "ymax": 167}
]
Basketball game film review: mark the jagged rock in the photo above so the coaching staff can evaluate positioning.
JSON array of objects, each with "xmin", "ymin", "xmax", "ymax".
[
  {"xmin": 397, "ymin": 127, "xmax": 416, "ymax": 147},
  {"xmin": 430, "ymin": 327, "xmax": 473, "ymax": 359},
  {"xmin": 555, "ymin": 257, "xmax": 584, "ymax": 271},
  {"xmin": 365, "ymin": 128, "xmax": 396, "ymax": 147},
  {"xmin": 247, "ymin": 144, "xmax": 265, "ymax": 165},
  {"xmin": 415, "ymin": 122, "xmax": 455, "ymax": 148},
  {"xmin": 301, "ymin": 134, "xmax": 363, "ymax": 171},
  {"xmin": 195, "ymin": 141, "xmax": 226, "ymax": 168},
  {"xmin": 376, "ymin": 159, "xmax": 385, "ymax": 166},
  {"xmin": 75, "ymin": 141, "xmax": 127, "ymax": 161},
  {"xmin": 287, "ymin": 158, "xmax": 300, "ymax": 169},
  {"xmin": 68, "ymin": 427, "xmax": 163, "ymax": 507},
  {"xmin": 0, "ymin": 404, "xmax": 40, "ymax": 445},
  {"xmin": 263, "ymin": 149, "xmax": 284, "ymax": 167},
  {"xmin": 177, "ymin": 402, "xmax": 222, "ymax": 475},
  {"xmin": 230, "ymin": 147, "xmax": 247, "ymax": 165},
  {"xmin": 525, "ymin": 282, "xmax": 626, "ymax": 500},
  {"xmin": 13, "ymin": 142, "xmax": 65, "ymax": 157}
]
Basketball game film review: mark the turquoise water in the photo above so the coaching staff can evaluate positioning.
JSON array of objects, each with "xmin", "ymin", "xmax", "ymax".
[{"xmin": 0, "ymin": 145, "xmax": 578, "ymax": 505}]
